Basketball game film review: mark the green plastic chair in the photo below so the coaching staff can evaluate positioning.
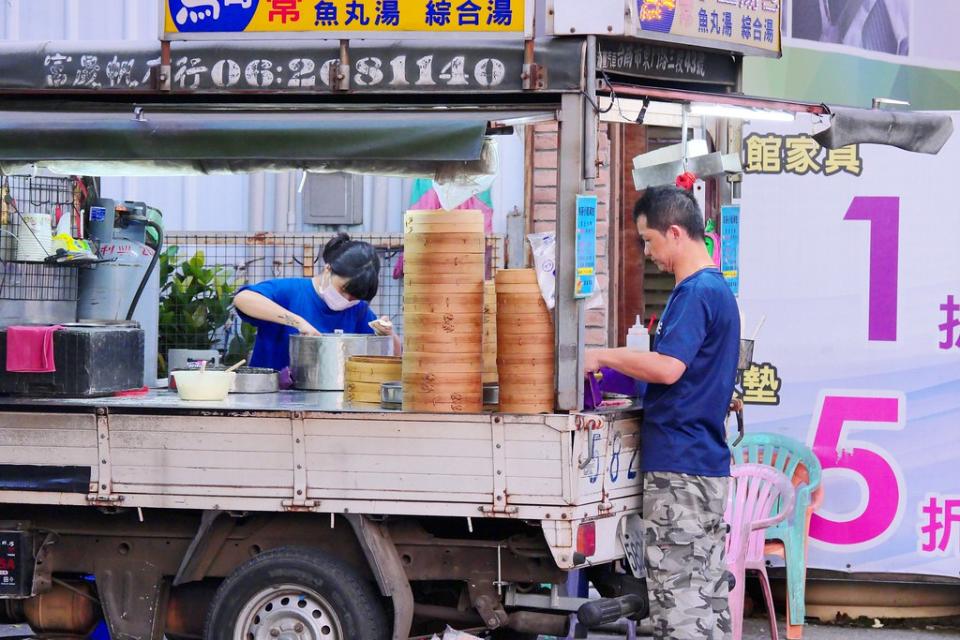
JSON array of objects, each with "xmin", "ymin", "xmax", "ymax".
[{"xmin": 730, "ymin": 433, "xmax": 823, "ymax": 640}]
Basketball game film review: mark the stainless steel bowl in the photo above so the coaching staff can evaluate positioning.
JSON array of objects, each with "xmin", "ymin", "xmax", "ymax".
[
  {"xmin": 289, "ymin": 333, "xmax": 392, "ymax": 390},
  {"xmin": 380, "ymin": 381, "xmax": 402, "ymax": 409},
  {"xmin": 232, "ymin": 368, "xmax": 280, "ymax": 394},
  {"xmin": 483, "ymin": 382, "xmax": 499, "ymax": 406}
]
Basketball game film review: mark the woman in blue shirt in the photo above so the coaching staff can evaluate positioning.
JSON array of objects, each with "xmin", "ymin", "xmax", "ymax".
[{"xmin": 234, "ymin": 233, "xmax": 398, "ymax": 371}]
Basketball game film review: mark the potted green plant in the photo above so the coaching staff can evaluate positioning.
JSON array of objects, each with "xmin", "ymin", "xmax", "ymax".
[{"xmin": 158, "ymin": 246, "xmax": 245, "ymax": 376}]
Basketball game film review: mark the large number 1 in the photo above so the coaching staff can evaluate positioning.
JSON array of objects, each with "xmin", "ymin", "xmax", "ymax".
[
  {"xmin": 809, "ymin": 393, "xmax": 905, "ymax": 548},
  {"xmin": 843, "ymin": 197, "xmax": 900, "ymax": 342}
]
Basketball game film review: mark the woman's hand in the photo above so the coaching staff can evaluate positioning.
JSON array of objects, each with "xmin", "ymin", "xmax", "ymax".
[
  {"xmin": 369, "ymin": 316, "xmax": 394, "ymax": 336},
  {"xmin": 294, "ymin": 317, "xmax": 321, "ymax": 336}
]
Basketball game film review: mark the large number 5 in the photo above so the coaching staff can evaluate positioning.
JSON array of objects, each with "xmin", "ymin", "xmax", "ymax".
[{"xmin": 809, "ymin": 393, "xmax": 905, "ymax": 549}]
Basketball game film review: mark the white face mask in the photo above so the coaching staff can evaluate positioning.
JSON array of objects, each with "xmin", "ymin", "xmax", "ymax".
[{"xmin": 319, "ymin": 271, "xmax": 360, "ymax": 312}]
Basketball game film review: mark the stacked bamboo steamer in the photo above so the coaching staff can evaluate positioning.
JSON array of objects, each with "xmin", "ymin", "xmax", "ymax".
[
  {"xmin": 402, "ymin": 209, "xmax": 485, "ymax": 412},
  {"xmin": 344, "ymin": 356, "xmax": 401, "ymax": 404},
  {"xmin": 495, "ymin": 268, "xmax": 555, "ymax": 413},
  {"xmin": 482, "ymin": 281, "xmax": 498, "ymax": 385}
]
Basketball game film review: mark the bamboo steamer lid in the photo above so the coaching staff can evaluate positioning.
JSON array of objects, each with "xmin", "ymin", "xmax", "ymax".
[
  {"xmin": 403, "ymin": 351, "xmax": 483, "ymax": 369},
  {"xmin": 405, "ymin": 327, "xmax": 483, "ymax": 341},
  {"xmin": 494, "ymin": 268, "xmax": 538, "ymax": 284},
  {"xmin": 345, "ymin": 356, "xmax": 402, "ymax": 384},
  {"xmin": 498, "ymin": 366, "xmax": 554, "ymax": 380},
  {"xmin": 500, "ymin": 389, "xmax": 553, "ymax": 404},
  {"xmin": 494, "ymin": 282, "xmax": 543, "ymax": 294},
  {"xmin": 404, "ymin": 282, "xmax": 484, "ymax": 294},
  {"xmin": 496, "ymin": 322, "xmax": 553, "ymax": 336},
  {"xmin": 496, "ymin": 303, "xmax": 551, "ymax": 317},
  {"xmin": 404, "ymin": 221, "xmax": 485, "ymax": 235},
  {"xmin": 403, "ymin": 400, "xmax": 483, "ymax": 413},
  {"xmin": 403, "ymin": 386, "xmax": 483, "ymax": 400},
  {"xmin": 403, "ymin": 371, "xmax": 482, "ymax": 386},
  {"xmin": 402, "ymin": 253, "xmax": 485, "ymax": 273},
  {"xmin": 499, "ymin": 376, "xmax": 554, "ymax": 389},
  {"xmin": 404, "ymin": 272, "xmax": 484, "ymax": 286},
  {"xmin": 344, "ymin": 381, "xmax": 385, "ymax": 404},
  {"xmin": 406, "ymin": 209, "xmax": 484, "ymax": 226},
  {"xmin": 404, "ymin": 232, "xmax": 485, "ymax": 254},
  {"xmin": 403, "ymin": 338, "xmax": 482, "ymax": 354},
  {"xmin": 404, "ymin": 395, "xmax": 483, "ymax": 408},
  {"xmin": 496, "ymin": 293, "xmax": 548, "ymax": 309},
  {"xmin": 404, "ymin": 332, "xmax": 483, "ymax": 345},
  {"xmin": 499, "ymin": 401, "xmax": 553, "ymax": 414},
  {"xmin": 497, "ymin": 353, "xmax": 555, "ymax": 365},
  {"xmin": 497, "ymin": 333, "xmax": 555, "ymax": 348},
  {"xmin": 405, "ymin": 312, "xmax": 483, "ymax": 333},
  {"xmin": 403, "ymin": 294, "xmax": 483, "ymax": 314},
  {"xmin": 499, "ymin": 380, "xmax": 555, "ymax": 393}
]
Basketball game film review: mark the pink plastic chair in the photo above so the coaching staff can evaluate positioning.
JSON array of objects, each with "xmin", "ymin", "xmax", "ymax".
[{"xmin": 725, "ymin": 464, "xmax": 796, "ymax": 640}]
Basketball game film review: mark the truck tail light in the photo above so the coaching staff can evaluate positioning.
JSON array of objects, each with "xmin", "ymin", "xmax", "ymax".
[{"xmin": 577, "ymin": 521, "xmax": 596, "ymax": 557}]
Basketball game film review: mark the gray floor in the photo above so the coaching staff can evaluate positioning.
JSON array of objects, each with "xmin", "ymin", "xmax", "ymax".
[
  {"xmin": 741, "ymin": 617, "xmax": 960, "ymax": 639},
  {"xmin": 2, "ymin": 620, "xmax": 958, "ymax": 638}
]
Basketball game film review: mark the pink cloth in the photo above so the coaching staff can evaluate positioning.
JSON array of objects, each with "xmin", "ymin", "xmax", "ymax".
[{"xmin": 5, "ymin": 325, "xmax": 63, "ymax": 373}]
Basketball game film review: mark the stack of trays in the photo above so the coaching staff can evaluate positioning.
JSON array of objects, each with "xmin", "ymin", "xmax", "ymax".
[
  {"xmin": 344, "ymin": 356, "xmax": 401, "ymax": 404},
  {"xmin": 402, "ymin": 210, "xmax": 484, "ymax": 412},
  {"xmin": 495, "ymin": 268, "xmax": 555, "ymax": 413}
]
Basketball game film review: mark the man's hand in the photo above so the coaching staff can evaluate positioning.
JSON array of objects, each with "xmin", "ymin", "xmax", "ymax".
[
  {"xmin": 584, "ymin": 348, "xmax": 605, "ymax": 374},
  {"xmin": 728, "ymin": 396, "xmax": 743, "ymax": 413}
]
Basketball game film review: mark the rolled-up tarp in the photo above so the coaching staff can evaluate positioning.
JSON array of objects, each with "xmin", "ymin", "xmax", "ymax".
[{"xmin": 814, "ymin": 107, "xmax": 954, "ymax": 155}]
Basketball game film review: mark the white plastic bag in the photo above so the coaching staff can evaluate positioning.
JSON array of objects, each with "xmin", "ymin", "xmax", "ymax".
[{"xmin": 527, "ymin": 232, "xmax": 604, "ymax": 311}]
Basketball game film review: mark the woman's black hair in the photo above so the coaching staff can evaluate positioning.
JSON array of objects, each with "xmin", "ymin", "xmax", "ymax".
[{"xmin": 322, "ymin": 232, "xmax": 380, "ymax": 301}]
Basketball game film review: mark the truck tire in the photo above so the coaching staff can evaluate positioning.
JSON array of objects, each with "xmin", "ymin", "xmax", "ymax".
[{"xmin": 204, "ymin": 546, "xmax": 389, "ymax": 640}]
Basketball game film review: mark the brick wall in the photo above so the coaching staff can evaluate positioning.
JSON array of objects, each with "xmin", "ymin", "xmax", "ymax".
[{"xmin": 530, "ymin": 122, "xmax": 612, "ymax": 349}]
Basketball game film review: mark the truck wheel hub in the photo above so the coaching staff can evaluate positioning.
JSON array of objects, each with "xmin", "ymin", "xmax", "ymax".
[{"xmin": 236, "ymin": 583, "xmax": 343, "ymax": 640}]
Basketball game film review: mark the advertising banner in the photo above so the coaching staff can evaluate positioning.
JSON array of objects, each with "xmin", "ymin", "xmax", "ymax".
[
  {"xmin": 636, "ymin": 0, "xmax": 782, "ymax": 57},
  {"xmin": 737, "ymin": 113, "xmax": 960, "ymax": 576},
  {"xmin": 163, "ymin": 0, "xmax": 531, "ymax": 40}
]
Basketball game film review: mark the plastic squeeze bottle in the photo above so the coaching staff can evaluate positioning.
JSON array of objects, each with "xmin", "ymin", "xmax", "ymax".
[{"xmin": 626, "ymin": 315, "xmax": 650, "ymax": 351}]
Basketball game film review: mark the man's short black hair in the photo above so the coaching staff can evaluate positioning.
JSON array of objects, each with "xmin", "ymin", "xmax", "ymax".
[{"xmin": 633, "ymin": 186, "xmax": 705, "ymax": 241}]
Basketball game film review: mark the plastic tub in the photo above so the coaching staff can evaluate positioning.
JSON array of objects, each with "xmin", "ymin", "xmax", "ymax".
[{"xmin": 171, "ymin": 370, "xmax": 236, "ymax": 401}]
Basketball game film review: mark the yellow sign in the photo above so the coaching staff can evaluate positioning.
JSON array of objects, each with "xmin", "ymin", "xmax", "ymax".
[
  {"xmin": 743, "ymin": 134, "xmax": 863, "ymax": 176},
  {"xmin": 163, "ymin": 0, "xmax": 527, "ymax": 39},
  {"xmin": 636, "ymin": 0, "xmax": 781, "ymax": 56}
]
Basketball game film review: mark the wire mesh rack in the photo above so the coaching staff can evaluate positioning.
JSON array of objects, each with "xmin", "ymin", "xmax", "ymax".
[
  {"xmin": 161, "ymin": 232, "xmax": 504, "ymax": 363},
  {"xmin": 0, "ymin": 175, "xmax": 79, "ymax": 263},
  {"xmin": 0, "ymin": 262, "xmax": 79, "ymax": 302},
  {"xmin": 0, "ymin": 176, "xmax": 81, "ymax": 311}
]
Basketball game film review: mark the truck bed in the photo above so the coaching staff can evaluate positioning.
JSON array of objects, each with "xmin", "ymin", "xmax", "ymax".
[{"xmin": 0, "ymin": 390, "xmax": 643, "ymax": 566}]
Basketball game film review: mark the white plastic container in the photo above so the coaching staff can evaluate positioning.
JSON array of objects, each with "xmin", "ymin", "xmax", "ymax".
[
  {"xmin": 171, "ymin": 370, "xmax": 236, "ymax": 401},
  {"xmin": 15, "ymin": 212, "xmax": 53, "ymax": 261},
  {"xmin": 626, "ymin": 315, "xmax": 650, "ymax": 352}
]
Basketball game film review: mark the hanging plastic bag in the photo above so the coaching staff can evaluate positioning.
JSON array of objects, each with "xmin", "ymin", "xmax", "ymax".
[{"xmin": 527, "ymin": 232, "xmax": 604, "ymax": 311}]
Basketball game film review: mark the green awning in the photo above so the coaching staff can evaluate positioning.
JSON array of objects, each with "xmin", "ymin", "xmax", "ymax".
[{"xmin": 0, "ymin": 106, "xmax": 497, "ymax": 176}]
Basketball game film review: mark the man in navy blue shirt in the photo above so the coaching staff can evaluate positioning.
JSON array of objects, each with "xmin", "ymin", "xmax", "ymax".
[{"xmin": 586, "ymin": 186, "xmax": 739, "ymax": 640}]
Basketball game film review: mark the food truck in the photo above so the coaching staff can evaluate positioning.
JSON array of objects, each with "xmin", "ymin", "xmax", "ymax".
[{"xmin": 0, "ymin": 1, "xmax": 949, "ymax": 638}]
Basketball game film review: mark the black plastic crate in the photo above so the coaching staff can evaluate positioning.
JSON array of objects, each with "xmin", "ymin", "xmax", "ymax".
[{"xmin": 0, "ymin": 324, "xmax": 144, "ymax": 397}]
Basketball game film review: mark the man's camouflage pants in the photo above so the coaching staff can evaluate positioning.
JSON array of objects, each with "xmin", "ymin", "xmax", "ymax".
[{"xmin": 643, "ymin": 471, "xmax": 731, "ymax": 640}]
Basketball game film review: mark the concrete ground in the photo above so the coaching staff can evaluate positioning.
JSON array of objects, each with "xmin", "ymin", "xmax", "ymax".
[
  {"xmin": 741, "ymin": 616, "xmax": 960, "ymax": 639},
  {"xmin": 2, "ymin": 619, "xmax": 958, "ymax": 639}
]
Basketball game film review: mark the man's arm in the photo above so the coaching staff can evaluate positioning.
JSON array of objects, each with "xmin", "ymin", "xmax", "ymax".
[{"xmin": 585, "ymin": 347, "xmax": 686, "ymax": 385}]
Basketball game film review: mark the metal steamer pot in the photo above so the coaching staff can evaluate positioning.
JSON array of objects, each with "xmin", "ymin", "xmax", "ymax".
[{"xmin": 289, "ymin": 333, "xmax": 391, "ymax": 390}]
